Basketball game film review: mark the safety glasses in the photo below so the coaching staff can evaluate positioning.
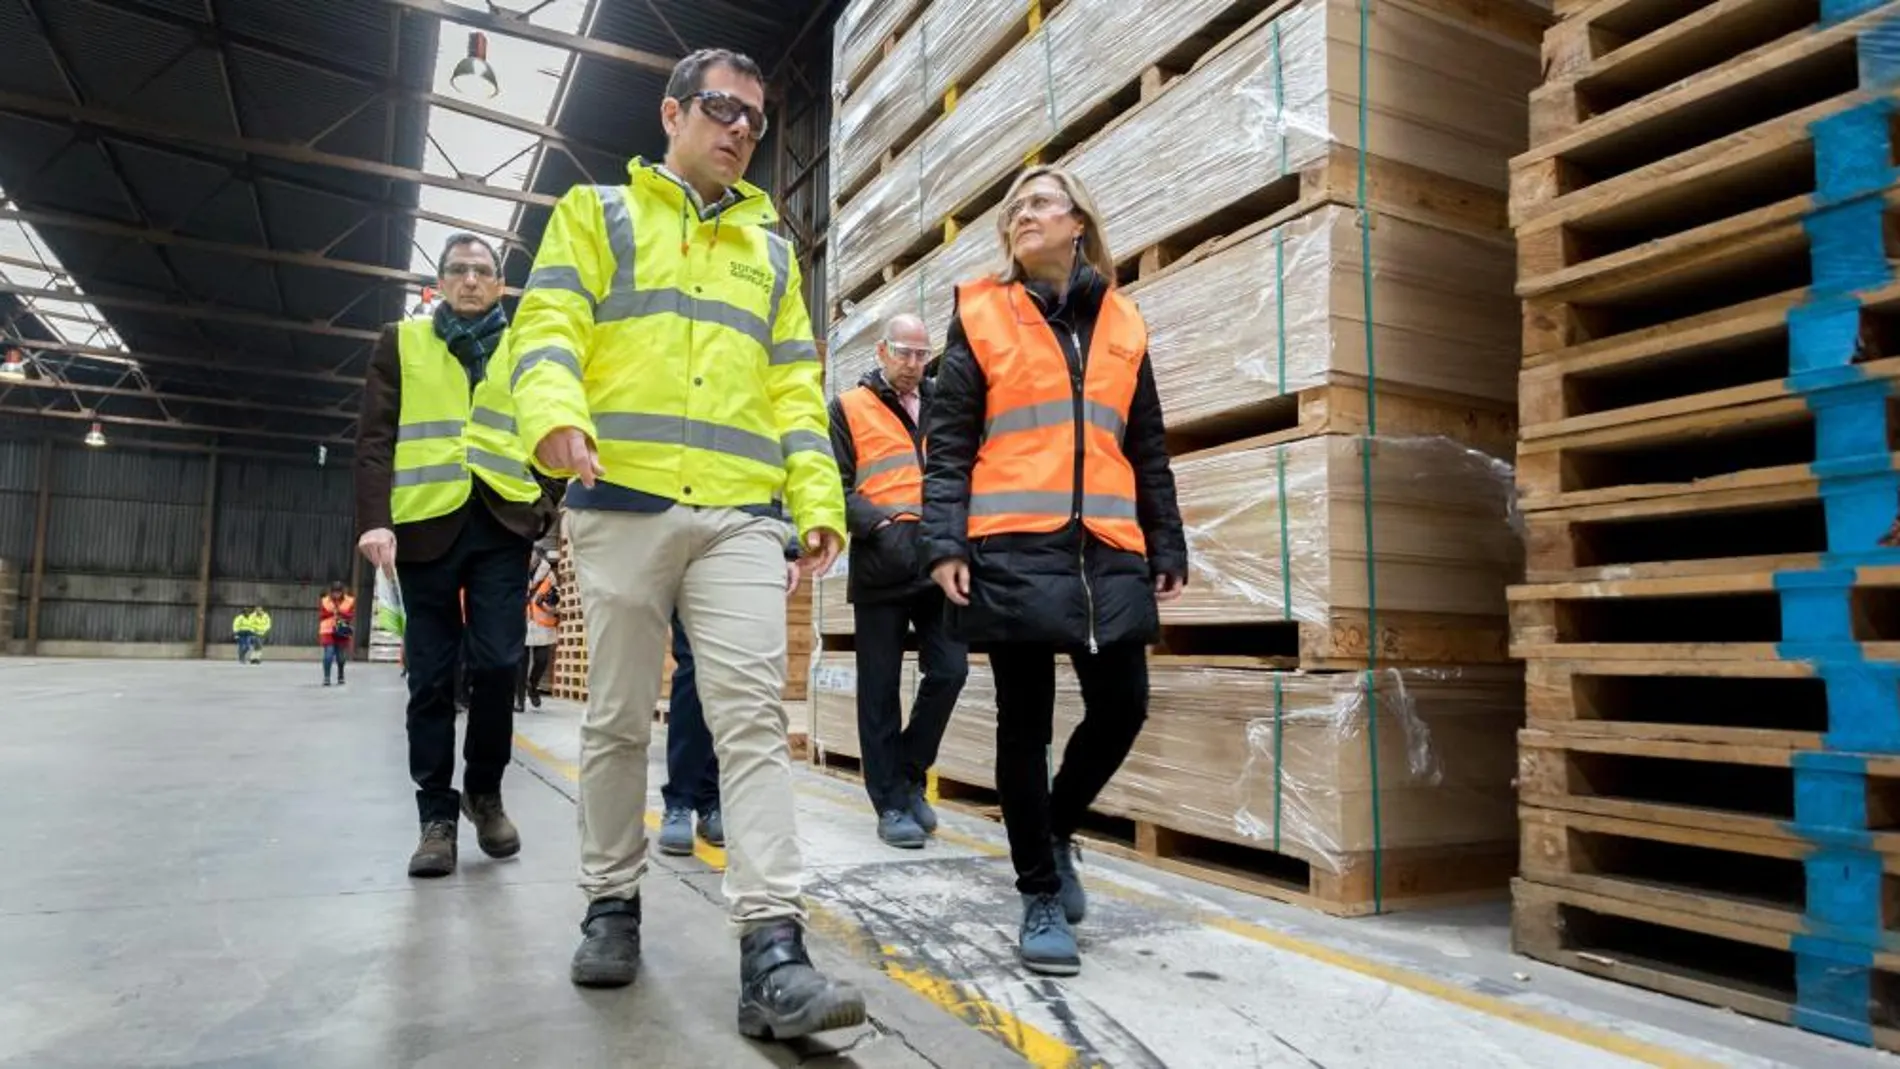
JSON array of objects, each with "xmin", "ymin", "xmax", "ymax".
[
  {"xmin": 884, "ymin": 341, "xmax": 931, "ymax": 362},
  {"xmin": 681, "ymin": 90, "xmax": 769, "ymax": 142}
]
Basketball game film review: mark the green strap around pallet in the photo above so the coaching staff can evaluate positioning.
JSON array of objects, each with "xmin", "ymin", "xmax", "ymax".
[
  {"xmin": 1273, "ymin": 226, "xmax": 1291, "ymax": 853},
  {"xmin": 1354, "ymin": 0, "xmax": 1385, "ymax": 914}
]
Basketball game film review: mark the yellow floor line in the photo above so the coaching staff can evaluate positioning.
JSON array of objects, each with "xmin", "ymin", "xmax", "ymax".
[
  {"xmin": 513, "ymin": 732, "xmax": 1082, "ymax": 1065},
  {"xmin": 520, "ymin": 734, "xmax": 1716, "ymax": 1069}
]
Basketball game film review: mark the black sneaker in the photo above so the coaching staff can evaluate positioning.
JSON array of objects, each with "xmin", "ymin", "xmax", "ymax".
[
  {"xmin": 736, "ymin": 921, "xmax": 867, "ymax": 1040},
  {"xmin": 570, "ymin": 896, "xmax": 641, "ymax": 987},
  {"xmin": 407, "ymin": 820, "xmax": 457, "ymax": 878}
]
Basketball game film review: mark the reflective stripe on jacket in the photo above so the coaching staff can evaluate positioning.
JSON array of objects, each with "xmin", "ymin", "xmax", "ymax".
[
  {"xmin": 839, "ymin": 385, "xmax": 922, "ymax": 522},
  {"xmin": 506, "ymin": 158, "xmax": 844, "ymax": 539},
  {"xmin": 529, "ymin": 575, "xmax": 558, "ymax": 629},
  {"xmin": 390, "ymin": 318, "xmax": 539, "ymax": 525},
  {"xmin": 956, "ymin": 277, "xmax": 1147, "ymax": 556}
]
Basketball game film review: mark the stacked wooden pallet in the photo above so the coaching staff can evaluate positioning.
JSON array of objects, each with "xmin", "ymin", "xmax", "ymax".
[
  {"xmin": 1506, "ymin": 0, "xmax": 1900, "ymax": 1051},
  {"xmin": 0, "ymin": 558, "xmax": 16, "ymax": 644},
  {"xmin": 816, "ymin": 0, "xmax": 1546, "ymax": 914}
]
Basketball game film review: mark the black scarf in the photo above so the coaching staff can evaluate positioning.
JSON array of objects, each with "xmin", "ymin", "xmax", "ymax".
[{"xmin": 433, "ymin": 301, "xmax": 509, "ymax": 386}]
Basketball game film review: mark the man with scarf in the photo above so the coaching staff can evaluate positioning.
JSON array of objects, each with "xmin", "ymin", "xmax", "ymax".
[{"xmin": 355, "ymin": 233, "xmax": 552, "ymax": 879}]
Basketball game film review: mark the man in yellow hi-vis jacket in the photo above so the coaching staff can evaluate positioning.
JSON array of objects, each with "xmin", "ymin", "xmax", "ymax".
[{"xmin": 507, "ymin": 47, "xmax": 858, "ymax": 1040}]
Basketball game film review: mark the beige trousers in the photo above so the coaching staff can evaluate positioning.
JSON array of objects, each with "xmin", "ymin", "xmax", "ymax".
[{"xmin": 567, "ymin": 506, "xmax": 804, "ymax": 929}]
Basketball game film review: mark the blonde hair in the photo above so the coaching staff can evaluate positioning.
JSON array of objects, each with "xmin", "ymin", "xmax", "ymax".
[{"xmin": 994, "ymin": 166, "xmax": 1115, "ymax": 284}]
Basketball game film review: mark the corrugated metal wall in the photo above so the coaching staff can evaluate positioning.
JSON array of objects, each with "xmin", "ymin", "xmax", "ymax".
[{"xmin": 0, "ymin": 433, "xmax": 357, "ymax": 650}]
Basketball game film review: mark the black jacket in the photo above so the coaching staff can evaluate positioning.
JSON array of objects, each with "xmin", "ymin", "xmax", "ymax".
[
  {"xmin": 829, "ymin": 369, "xmax": 935, "ymax": 605},
  {"xmin": 921, "ymin": 268, "xmax": 1188, "ymax": 649}
]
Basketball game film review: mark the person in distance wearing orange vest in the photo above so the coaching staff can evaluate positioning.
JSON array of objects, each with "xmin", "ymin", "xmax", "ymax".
[
  {"xmin": 518, "ymin": 546, "xmax": 559, "ymax": 712},
  {"xmin": 921, "ymin": 166, "xmax": 1187, "ymax": 977},
  {"xmin": 828, "ymin": 314, "xmax": 968, "ymax": 849},
  {"xmin": 319, "ymin": 580, "xmax": 356, "ymax": 687}
]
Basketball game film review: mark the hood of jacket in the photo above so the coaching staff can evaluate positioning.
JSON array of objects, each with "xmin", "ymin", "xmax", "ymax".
[{"xmin": 629, "ymin": 157, "xmax": 778, "ymax": 228}]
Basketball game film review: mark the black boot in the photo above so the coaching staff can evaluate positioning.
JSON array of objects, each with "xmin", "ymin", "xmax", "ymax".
[
  {"xmin": 736, "ymin": 921, "xmax": 866, "ymax": 1040},
  {"xmin": 570, "ymin": 896, "xmax": 641, "ymax": 987}
]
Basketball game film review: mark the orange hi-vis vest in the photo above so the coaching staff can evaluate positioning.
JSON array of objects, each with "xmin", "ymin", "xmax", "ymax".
[
  {"xmin": 319, "ymin": 594, "xmax": 355, "ymax": 637},
  {"xmin": 529, "ymin": 574, "xmax": 558, "ymax": 629},
  {"xmin": 839, "ymin": 384, "xmax": 923, "ymax": 522},
  {"xmin": 957, "ymin": 277, "xmax": 1147, "ymax": 556}
]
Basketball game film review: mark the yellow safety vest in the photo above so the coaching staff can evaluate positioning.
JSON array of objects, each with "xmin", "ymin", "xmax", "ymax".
[
  {"xmin": 506, "ymin": 158, "xmax": 844, "ymax": 539},
  {"xmin": 391, "ymin": 317, "xmax": 540, "ymax": 525}
]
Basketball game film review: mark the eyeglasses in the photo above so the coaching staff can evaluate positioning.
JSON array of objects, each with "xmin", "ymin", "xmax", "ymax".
[
  {"xmin": 884, "ymin": 342, "xmax": 931, "ymax": 362},
  {"xmin": 1003, "ymin": 191, "xmax": 1074, "ymax": 225},
  {"xmin": 442, "ymin": 262, "xmax": 497, "ymax": 280},
  {"xmin": 681, "ymin": 90, "xmax": 769, "ymax": 142}
]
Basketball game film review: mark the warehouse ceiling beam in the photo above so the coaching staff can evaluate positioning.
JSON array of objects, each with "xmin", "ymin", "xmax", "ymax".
[
  {"xmin": 0, "ymin": 91, "xmax": 560, "ymax": 209},
  {"xmin": 3, "ymin": 403, "xmax": 351, "ymax": 444},
  {"xmin": 3, "ymin": 374, "xmax": 358, "ymax": 421},
  {"xmin": 0, "ymin": 281, "xmax": 384, "ymax": 341},
  {"xmin": 389, "ymin": 0, "xmax": 678, "ymax": 75},
  {"xmin": 0, "ymin": 208, "xmax": 524, "ymax": 295},
  {"xmin": 7, "ymin": 336, "xmax": 367, "ymax": 387}
]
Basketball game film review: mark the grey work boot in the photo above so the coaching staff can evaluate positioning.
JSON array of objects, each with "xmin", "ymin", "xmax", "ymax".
[
  {"xmin": 461, "ymin": 793, "xmax": 520, "ymax": 859},
  {"xmin": 877, "ymin": 809, "xmax": 926, "ymax": 849},
  {"xmin": 696, "ymin": 808, "xmax": 726, "ymax": 847},
  {"xmin": 736, "ymin": 921, "xmax": 867, "ymax": 1040},
  {"xmin": 1052, "ymin": 835, "xmax": 1086, "ymax": 923},
  {"xmin": 407, "ymin": 820, "xmax": 457, "ymax": 878},
  {"xmin": 1018, "ymin": 892, "xmax": 1081, "ymax": 976},
  {"xmin": 909, "ymin": 785, "xmax": 939, "ymax": 835},
  {"xmin": 570, "ymin": 896, "xmax": 641, "ymax": 988},
  {"xmin": 658, "ymin": 806, "xmax": 695, "ymax": 856}
]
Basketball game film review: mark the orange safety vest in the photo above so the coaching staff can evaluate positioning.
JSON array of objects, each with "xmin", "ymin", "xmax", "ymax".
[
  {"xmin": 529, "ymin": 574, "xmax": 558, "ymax": 629},
  {"xmin": 957, "ymin": 277, "xmax": 1147, "ymax": 555},
  {"xmin": 319, "ymin": 594, "xmax": 355, "ymax": 637},
  {"xmin": 839, "ymin": 385, "xmax": 922, "ymax": 522}
]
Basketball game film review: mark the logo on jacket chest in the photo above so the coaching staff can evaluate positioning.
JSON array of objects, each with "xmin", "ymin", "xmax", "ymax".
[{"xmin": 729, "ymin": 261, "xmax": 773, "ymax": 293}]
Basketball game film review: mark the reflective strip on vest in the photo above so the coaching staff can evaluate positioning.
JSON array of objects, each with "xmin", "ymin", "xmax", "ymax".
[
  {"xmin": 469, "ymin": 406, "xmax": 516, "ymax": 434},
  {"xmin": 985, "ymin": 398, "xmax": 1126, "ymax": 443},
  {"xmin": 399, "ymin": 419, "xmax": 465, "ymax": 443},
  {"xmin": 511, "ymin": 346, "xmax": 581, "ymax": 390},
  {"xmin": 393, "ymin": 463, "xmax": 467, "ymax": 488},
  {"xmin": 970, "ymin": 490, "xmax": 1137, "ymax": 520},
  {"xmin": 841, "ymin": 385, "xmax": 924, "ymax": 521},
  {"xmin": 595, "ymin": 413, "xmax": 783, "ymax": 469},
  {"xmin": 857, "ymin": 453, "xmax": 920, "ymax": 481},
  {"xmin": 524, "ymin": 265, "xmax": 597, "ymax": 308}
]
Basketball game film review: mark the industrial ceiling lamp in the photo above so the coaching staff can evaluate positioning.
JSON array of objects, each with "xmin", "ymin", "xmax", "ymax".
[
  {"xmin": 83, "ymin": 420, "xmax": 107, "ymax": 448},
  {"xmin": 0, "ymin": 348, "xmax": 25, "ymax": 380},
  {"xmin": 451, "ymin": 32, "xmax": 500, "ymax": 99}
]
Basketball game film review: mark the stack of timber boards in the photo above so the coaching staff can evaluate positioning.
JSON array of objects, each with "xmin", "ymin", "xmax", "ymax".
[
  {"xmin": 0, "ymin": 559, "xmax": 15, "ymax": 647},
  {"xmin": 817, "ymin": 0, "xmax": 1546, "ymax": 914},
  {"xmin": 1507, "ymin": 0, "xmax": 1900, "ymax": 1052},
  {"xmin": 551, "ymin": 519, "xmax": 818, "ymax": 706}
]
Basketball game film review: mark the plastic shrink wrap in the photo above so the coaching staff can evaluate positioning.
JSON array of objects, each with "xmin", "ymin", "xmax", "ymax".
[
  {"xmin": 813, "ymin": 651, "xmax": 1520, "ymax": 872},
  {"xmin": 834, "ymin": 0, "xmax": 928, "ymax": 92},
  {"xmin": 1167, "ymin": 435, "xmax": 1521, "ymax": 628},
  {"xmin": 832, "ymin": 0, "xmax": 1034, "ymax": 203},
  {"xmin": 831, "ymin": 0, "xmax": 1536, "ymax": 300}
]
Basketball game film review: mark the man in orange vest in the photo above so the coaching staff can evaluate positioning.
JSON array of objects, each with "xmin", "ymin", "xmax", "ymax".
[
  {"xmin": 319, "ymin": 580, "xmax": 356, "ymax": 687},
  {"xmin": 827, "ymin": 313, "xmax": 969, "ymax": 849},
  {"xmin": 518, "ymin": 546, "xmax": 559, "ymax": 712}
]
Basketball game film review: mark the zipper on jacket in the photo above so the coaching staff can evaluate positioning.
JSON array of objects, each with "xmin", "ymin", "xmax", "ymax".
[{"xmin": 1066, "ymin": 323, "xmax": 1099, "ymax": 655}]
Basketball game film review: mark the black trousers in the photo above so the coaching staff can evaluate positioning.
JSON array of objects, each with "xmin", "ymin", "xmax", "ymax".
[
  {"xmin": 853, "ymin": 587, "xmax": 968, "ymax": 813},
  {"xmin": 400, "ymin": 504, "xmax": 529, "ymax": 823},
  {"xmin": 516, "ymin": 644, "xmax": 552, "ymax": 706},
  {"xmin": 990, "ymin": 641, "xmax": 1149, "ymax": 895}
]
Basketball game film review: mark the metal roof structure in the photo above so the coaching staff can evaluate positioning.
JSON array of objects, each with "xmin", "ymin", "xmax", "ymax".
[{"xmin": 0, "ymin": 0, "xmax": 838, "ymax": 458}]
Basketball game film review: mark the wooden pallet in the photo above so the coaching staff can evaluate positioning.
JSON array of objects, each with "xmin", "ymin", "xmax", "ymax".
[
  {"xmin": 1525, "ymin": 1, "xmax": 1897, "ymax": 152},
  {"xmin": 1166, "ymin": 377, "xmax": 1517, "ymax": 459},
  {"xmin": 1519, "ymin": 804, "xmax": 1900, "ymax": 951},
  {"xmin": 1516, "ymin": 728, "xmax": 1900, "ymax": 844},
  {"xmin": 1157, "ymin": 611, "xmax": 1508, "ymax": 670},
  {"xmin": 1514, "ymin": 357, "xmax": 1900, "ymax": 506},
  {"xmin": 1509, "ymin": 563, "xmax": 1900, "ymax": 660},
  {"xmin": 1512, "ymin": 878, "xmax": 1900, "ymax": 1051}
]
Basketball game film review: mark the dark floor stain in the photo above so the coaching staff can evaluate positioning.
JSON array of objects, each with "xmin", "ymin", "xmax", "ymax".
[{"xmin": 1185, "ymin": 970, "xmax": 1222, "ymax": 982}]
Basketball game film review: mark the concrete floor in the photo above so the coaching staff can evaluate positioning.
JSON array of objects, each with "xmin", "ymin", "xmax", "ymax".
[{"xmin": 0, "ymin": 659, "xmax": 1892, "ymax": 1069}]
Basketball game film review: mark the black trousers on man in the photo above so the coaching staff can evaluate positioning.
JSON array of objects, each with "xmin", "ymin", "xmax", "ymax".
[
  {"xmin": 990, "ymin": 642, "xmax": 1149, "ymax": 895},
  {"xmin": 400, "ymin": 504, "xmax": 529, "ymax": 824},
  {"xmin": 516, "ymin": 644, "xmax": 552, "ymax": 708},
  {"xmin": 852, "ymin": 587, "xmax": 968, "ymax": 814}
]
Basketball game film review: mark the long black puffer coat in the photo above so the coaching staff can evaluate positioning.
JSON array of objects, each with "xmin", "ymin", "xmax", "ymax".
[{"xmin": 920, "ymin": 266, "xmax": 1188, "ymax": 649}]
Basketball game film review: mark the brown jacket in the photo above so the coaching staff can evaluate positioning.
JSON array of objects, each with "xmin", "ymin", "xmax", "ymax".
[{"xmin": 354, "ymin": 324, "xmax": 550, "ymax": 564}]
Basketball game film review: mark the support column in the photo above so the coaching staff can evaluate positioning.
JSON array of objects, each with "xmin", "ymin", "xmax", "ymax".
[
  {"xmin": 24, "ymin": 438, "xmax": 52, "ymax": 654},
  {"xmin": 192, "ymin": 451, "xmax": 219, "ymax": 658}
]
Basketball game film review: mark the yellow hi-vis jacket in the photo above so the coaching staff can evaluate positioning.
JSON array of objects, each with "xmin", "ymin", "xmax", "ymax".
[
  {"xmin": 391, "ymin": 318, "xmax": 541, "ymax": 525},
  {"xmin": 235, "ymin": 611, "xmax": 271, "ymax": 637},
  {"xmin": 506, "ymin": 158, "xmax": 845, "ymax": 540}
]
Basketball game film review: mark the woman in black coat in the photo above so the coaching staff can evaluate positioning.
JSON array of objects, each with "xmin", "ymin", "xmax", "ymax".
[{"xmin": 922, "ymin": 165, "xmax": 1188, "ymax": 976}]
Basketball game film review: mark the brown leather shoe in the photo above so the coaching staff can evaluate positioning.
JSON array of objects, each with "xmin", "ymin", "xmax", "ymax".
[
  {"xmin": 408, "ymin": 820, "xmax": 457, "ymax": 878},
  {"xmin": 461, "ymin": 793, "xmax": 521, "ymax": 859}
]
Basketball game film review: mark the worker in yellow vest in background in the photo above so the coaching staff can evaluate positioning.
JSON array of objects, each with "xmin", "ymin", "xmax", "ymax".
[
  {"xmin": 354, "ymin": 232, "xmax": 553, "ymax": 882},
  {"xmin": 233, "ymin": 606, "xmax": 270, "ymax": 665},
  {"xmin": 508, "ymin": 46, "xmax": 860, "ymax": 1041}
]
